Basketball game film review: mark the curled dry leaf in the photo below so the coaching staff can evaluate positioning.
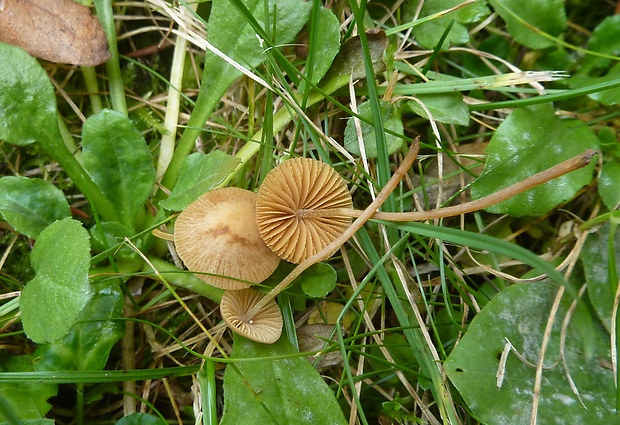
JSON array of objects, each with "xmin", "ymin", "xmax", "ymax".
[{"xmin": 0, "ymin": 0, "xmax": 110, "ymax": 66}]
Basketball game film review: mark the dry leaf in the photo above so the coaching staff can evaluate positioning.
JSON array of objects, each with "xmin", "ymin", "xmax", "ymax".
[
  {"xmin": 297, "ymin": 324, "xmax": 343, "ymax": 370},
  {"xmin": 0, "ymin": 0, "xmax": 110, "ymax": 66}
]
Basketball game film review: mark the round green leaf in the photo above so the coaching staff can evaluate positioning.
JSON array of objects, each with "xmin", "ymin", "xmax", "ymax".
[
  {"xmin": 446, "ymin": 281, "xmax": 615, "ymax": 424},
  {"xmin": 344, "ymin": 100, "xmax": 404, "ymax": 158},
  {"xmin": 20, "ymin": 218, "xmax": 93, "ymax": 343},
  {"xmin": 0, "ymin": 176, "xmax": 71, "ymax": 239},
  {"xmin": 0, "ymin": 43, "xmax": 61, "ymax": 146},
  {"xmin": 470, "ymin": 104, "xmax": 599, "ymax": 216},
  {"xmin": 489, "ymin": 0, "xmax": 566, "ymax": 50},
  {"xmin": 297, "ymin": 262, "xmax": 337, "ymax": 298}
]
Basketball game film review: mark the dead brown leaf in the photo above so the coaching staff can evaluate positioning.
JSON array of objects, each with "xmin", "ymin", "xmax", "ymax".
[{"xmin": 0, "ymin": 0, "xmax": 110, "ymax": 66}]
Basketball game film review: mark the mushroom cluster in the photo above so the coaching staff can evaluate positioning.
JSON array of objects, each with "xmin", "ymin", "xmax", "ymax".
[{"xmin": 174, "ymin": 142, "xmax": 596, "ymax": 344}]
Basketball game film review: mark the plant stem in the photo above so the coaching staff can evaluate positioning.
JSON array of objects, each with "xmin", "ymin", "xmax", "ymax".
[
  {"xmin": 81, "ymin": 66, "xmax": 103, "ymax": 114},
  {"xmin": 94, "ymin": 0, "xmax": 128, "ymax": 115},
  {"xmin": 298, "ymin": 148, "xmax": 598, "ymax": 221},
  {"xmin": 245, "ymin": 138, "xmax": 421, "ymax": 317},
  {"xmin": 155, "ymin": 2, "xmax": 198, "ymax": 185}
]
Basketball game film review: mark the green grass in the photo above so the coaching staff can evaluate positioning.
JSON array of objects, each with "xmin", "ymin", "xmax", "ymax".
[{"xmin": 0, "ymin": 0, "xmax": 619, "ymax": 424}]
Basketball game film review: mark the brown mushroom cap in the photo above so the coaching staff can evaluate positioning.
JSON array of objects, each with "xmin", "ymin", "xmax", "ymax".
[
  {"xmin": 174, "ymin": 187, "xmax": 281, "ymax": 290},
  {"xmin": 256, "ymin": 158, "xmax": 353, "ymax": 264},
  {"xmin": 220, "ymin": 288, "xmax": 283, "ymax": 343}
]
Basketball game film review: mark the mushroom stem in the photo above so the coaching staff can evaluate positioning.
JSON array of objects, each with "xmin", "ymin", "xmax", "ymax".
[
  {"xmin": 247, "ymin": 146, "xmax": 597, "ymax": 318},
  {"xmin": 247, "ymin": 138, "xmax": 422, "ymax": 317},
  {"xmin": 297, "ymin": 148, "xmax": 598, "ymax": 222}
]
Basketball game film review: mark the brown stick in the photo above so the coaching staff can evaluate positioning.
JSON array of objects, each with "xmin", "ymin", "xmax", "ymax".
[{"xmin": 303, "ymin": 149, "xmax": 598, "ymax": 221}]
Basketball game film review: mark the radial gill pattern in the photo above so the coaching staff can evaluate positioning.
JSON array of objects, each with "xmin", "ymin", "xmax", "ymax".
[
  {"xmin": 220, "ymin": 288, "xmax": 283, "ymax": 344},
  {"xmin": 256, "ymin": 157, "xmax": 353, "ymax": 264}
]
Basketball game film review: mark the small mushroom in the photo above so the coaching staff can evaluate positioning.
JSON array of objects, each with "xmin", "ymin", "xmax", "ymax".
[
  {"xmin": 220, "ymin": 287, "xmax": 283, "ymax": 343},
  {"xmin": 256, "ymin": 157, "xmax": 353, "ymax": 263},
  {"xmin": 174, "ymin": 187, "xmax": 281, "ymax": 290}
]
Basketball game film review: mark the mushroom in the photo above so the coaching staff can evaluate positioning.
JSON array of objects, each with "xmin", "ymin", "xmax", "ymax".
[
  {"xmin": 228, "ymin": 143, "xmax": 596, "ymax": 342},
  {"xmin": 256, "ymin": 157, "xmax": 353, "ymax": 264},
  {"xmin": 220, "ymin": 287, "xmax": 283, "ymax": 343},
  {"xmin": 174, "ymin": 187, "xmax": 281, "ymax": 290}
]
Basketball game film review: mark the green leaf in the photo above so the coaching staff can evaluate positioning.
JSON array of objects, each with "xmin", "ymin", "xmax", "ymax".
[
  {"xmin": 115, "ymin": 413, "xmax": 166, "ymax": 425},
  {"xmin": 569, "ymin": 63, "xmax": 620, "ymax": 107},
  {"xmin": 344, "ymin": 100, "xmax": 404, "ymax": 158},
  {"xmin": 404, "ymin": 0, "xmax": 490, "ymax": 50},
  {"xmin": 407, "ymin": 92, "xmax": 470, "ymax": 126},
  {"xmin": 0, "ymin": 177, "xmax": 70, "ymax": 239},
  {"xmin": 0, "ymin": 42, "xmax": 61, "ymax": 146},
  {"xmin": 579, "ymin": 15, "xmax": 620, "ymax": 74},
  {"xmin": 90, "ymin": 221, "xmax": 139, "ymax": 261},
  {"xmin": 582, "ymin": 222, "xmax": 620, "ymax": 332},
  {"xmin": 20, "ymin": 218, "xmax": 93, "ymax": 343},
  {"xmin": 445, "ymin": 281, "xmax": 615, "ymax": 424},
  {"xmin": 0, "ymin": 355, "xmax": 57, "ymax": 421},
  {"xmin": 599, "ymin": 160, "xmax": 620, "ymax": 210},
  {"xmin": 161, "ymin": 151, "xmax": 241, "ymax": 211},
  {"xmin": 470, "ymin": 104, "xmax": 599, "ymax": 216},
  {"xmin": 33, "ymin": 281, "xmax": 125, "ymax": 372},
  {"xmin": 298, "ymin": 7, "xmax": 341, "ymax": 93},
  {"xmin": 488, "ymin": 0, "xmax": 566, "ymax": 49},
  {"xmin": 221, "ymin": 335, "xmax": 347, "ymax": 425},
  {"xmin": 82, "ymin": 109, "xmax": 155, "ymax": 229},
  {"xmin": 297, "ymin": 263, "xmax": 337, "ymax": 298}
]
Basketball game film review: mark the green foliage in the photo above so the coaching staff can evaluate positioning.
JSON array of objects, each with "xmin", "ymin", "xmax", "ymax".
[
  {"xmin": 0, "ymin": 177, "xmax": 70, "ymax": 239},
  {"xmin": 20, "ymin": 218, "xmax": 92, "ymax": 343},
  {"xmin": 221, "ymin": 335, "xmax": 347, "ymax": 424},
  {"xmin": 344, "ymin": 100, "xmax": 404, "ymax": 158},
  {"xmin": 406, "ymin": 0, "xmax": 490, "ymax": 50},
  {"xmin": 82, "ymin": 109, "xmax": 156, "ymax": 230},
  {"xmin": 489, "ymin": 0, "xmax": 566, "ymax": 49},
  {"xmin": 0, "ymin": 0, "xmax": 618, "ymax": 423},
  {"xmin": 581, "ymin": 223, "xmax": 620, "ymax": 332},
  {"xmin": 445, "ymin": 281, "xmax": 615, "ymax": 424},
  {"xmin": 297, "ymin": 262, "xmax": 337, "ymax": 298},
  {"xmin": 298, "ymin": 6, "xmax": 341, "ymax": 93},
  {"xmin": 161, "ymin": 151, "xmax": 241, "ymax": 211},
  {"xmin": 0, "ymin": 355, "xmax": 57, "ymax": 421},
  {"xmin": 33, "ymin": 281, "xmax": 124, "ymax": 372},
  {"xmin": 407, "ymin": 93, "xmax": 470, "ymax": 126},
  {"xmin": 0, "ymin": 43, "xmax": 60, "ymax": 147},
  {"xmin": 470, "ymin": 104, "xmax": 599, "ymax": 216}
]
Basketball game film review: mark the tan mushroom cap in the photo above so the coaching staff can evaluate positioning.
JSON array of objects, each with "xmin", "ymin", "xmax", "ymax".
[
  {"xmin": 256, "ymin": 157, "xmax": 353, "ymax": 264},
  {"xmin": 174, "ymin": 187, "xmax": 281, "ymax": 290},
  {"xmin": 220, "ymin": 287, "xmax": 283, "ymax": 343}
]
